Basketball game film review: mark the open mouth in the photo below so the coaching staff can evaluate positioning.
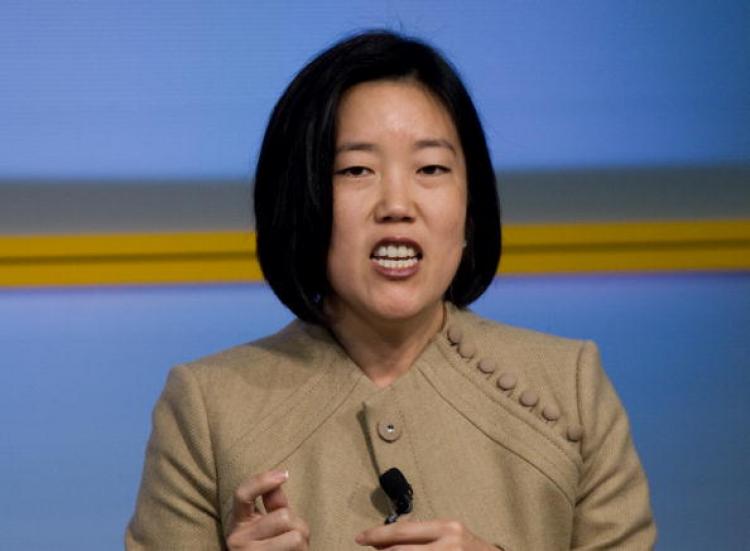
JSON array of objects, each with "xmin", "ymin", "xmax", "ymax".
[{"xmin": 370, "ymin": 239, "xmax": 423, "ymax": 270}]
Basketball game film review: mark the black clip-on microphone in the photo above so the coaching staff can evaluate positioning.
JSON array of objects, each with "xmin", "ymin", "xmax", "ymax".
[{"xmin": 379, "ymin": 467, "xmax": 413, "ymax": 524}]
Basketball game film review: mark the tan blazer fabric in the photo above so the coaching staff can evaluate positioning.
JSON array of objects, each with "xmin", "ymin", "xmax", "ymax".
[{"xmin": 127, "ymin": 304, "xmax": 656, "ymax": 550}]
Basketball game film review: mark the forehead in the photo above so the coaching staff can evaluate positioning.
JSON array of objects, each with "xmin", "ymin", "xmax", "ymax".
[{"xmin": 335, "ymin": 79, "xmax": 459, "ymax": 143}]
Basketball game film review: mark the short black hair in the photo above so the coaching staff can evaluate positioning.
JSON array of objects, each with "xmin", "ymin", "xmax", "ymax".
[{"xmin": 254, "ymin": 30, "xmax": 501, "ymax": 324}]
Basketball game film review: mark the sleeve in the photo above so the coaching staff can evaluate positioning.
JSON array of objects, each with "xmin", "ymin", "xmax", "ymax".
[
  {"xmin": 571, "ymin": 341, "xmax": 657, "ymax": 550},
  {"xmin": 126, "ymin": 365, "xmax": 225, "ymax": 550}
]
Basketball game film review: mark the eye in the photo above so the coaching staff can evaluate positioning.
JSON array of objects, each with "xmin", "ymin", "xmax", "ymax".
[
  {"xmin": 418, "ymin": 164, "xmax": 451, "ymax": 176},
  {"xmin": 335, "ymin": 166, "xmax": 372, "ymax": 177}
]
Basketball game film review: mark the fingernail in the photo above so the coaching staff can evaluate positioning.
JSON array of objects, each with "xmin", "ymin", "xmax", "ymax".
[
  {"xmin": 272, "ymin": 469, "xmax": 289, "ymax": 481},
  {"xmin": 354, "ymin": 533, "xmax": 364, "ymax": 544}
]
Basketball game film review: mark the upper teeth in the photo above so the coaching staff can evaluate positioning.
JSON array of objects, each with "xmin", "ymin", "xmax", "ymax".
[{"xmin": 374, "ymin": 244, "xmax": 418, "ymax": 259}]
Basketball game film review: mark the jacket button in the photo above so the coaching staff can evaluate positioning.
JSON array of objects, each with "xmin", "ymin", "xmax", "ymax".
[
  {"xmin": 496, "ymin": 373, "xmax": 517, "ymax": 391},
  {"xmin": 519, "ymin": 390, "xmax": 539, "ymax": 407},
  {"xmin": 458, "ymin": 340, "xmax": 476, "ymax": 359},
  {"xmin": 447, "ymin": 325, "xmax": 463, "ymax": 345},
  {"xmin": 542, "ymin": 404, "xmax": 561, "ymax": 421},
  {"xmin": 566, "ymin": 425, "xmax": 583, "ymax": 442},
  {"xmin": 377, "ymin": 421, "xmax": 402, "ymax": 442},
  {"xmin": 477, "ymin": 358, "xmax": 497, "ymax": 374}
]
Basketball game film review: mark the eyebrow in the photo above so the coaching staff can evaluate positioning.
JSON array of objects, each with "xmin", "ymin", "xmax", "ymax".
[
  {"xmin": 335, "ymin": 138, "xmax": 457, "ymax": 155},
  {"xmin": 335, "ymin": 142, "xmax": 377, "ymax": 154},
  {"xmin": 414, "ymin": 138, "xmax": 457, "ymax": 155}
]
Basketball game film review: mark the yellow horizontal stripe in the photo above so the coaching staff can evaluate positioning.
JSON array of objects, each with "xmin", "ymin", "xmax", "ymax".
[
  {"xmin": 0, "ymin": 220, "xmax": 748, "ymax": 287},
  {"xmin": 0, "ymin": 231, "xmax": 255, "ymax": 258},
  {"xmin": 503, "ymin": 219, "xmax": 750, "ymax": 246},
  {"xmin": 501, "ymin": 243, "xmax": 749, "ymax": 273},
  {"xmin": 0, "ymin": 257, "xmax": 263, "ymax": 286}
]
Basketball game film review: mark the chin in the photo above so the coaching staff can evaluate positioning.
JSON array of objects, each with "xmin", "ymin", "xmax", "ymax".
[{"xmin": 367, "ymin": 295, "xmax": 442, "ymax": 323}]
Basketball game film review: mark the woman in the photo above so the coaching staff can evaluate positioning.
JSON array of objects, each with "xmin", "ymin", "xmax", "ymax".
[{"xmin": 127, "ymin": 32, "xmax": 655, "ymax": 550}]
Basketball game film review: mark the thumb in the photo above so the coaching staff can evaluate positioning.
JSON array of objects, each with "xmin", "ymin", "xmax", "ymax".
[
  {"xmin": 232, "ymin": 469, "xmax": 288, "ymax": 524},
  {"xmin": 262, "ymin": 477, "xmax": 290, "ymax": 512}
]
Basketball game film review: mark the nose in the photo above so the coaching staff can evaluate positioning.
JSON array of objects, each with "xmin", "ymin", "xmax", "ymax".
[{"xmin": 374, "ymin": 171, "xmax": 415, "ymax": 223}]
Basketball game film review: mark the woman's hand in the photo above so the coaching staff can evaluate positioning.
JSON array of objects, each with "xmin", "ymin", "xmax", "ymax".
[
  {"xmin": 226, "ymin": 469, "xmax": 310, "ymax": 550},
  {"xmin": 355, "ymin": 519, "xmax": 500, "ymax": 550}
]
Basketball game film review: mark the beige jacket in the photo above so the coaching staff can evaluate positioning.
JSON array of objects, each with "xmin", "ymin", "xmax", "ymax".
[{"xmin": 127, "ymin": 304, "xmax": 655, "ymax": 550}]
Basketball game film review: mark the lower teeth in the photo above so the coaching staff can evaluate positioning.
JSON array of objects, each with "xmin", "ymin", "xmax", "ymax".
[{"xmin": 375, "ymin": 258, "xmax": 417, "ymax": 269}]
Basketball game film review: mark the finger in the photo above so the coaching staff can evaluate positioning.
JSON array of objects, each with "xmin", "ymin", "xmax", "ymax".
[
  {"xmin": 260, "ymin": 528, "xmax": 309, "ymax": 550},
  {"xmin": 262, "ymin": 482, "xmax": 290, "ymax": 513},
  {"xmin": 232, "ymin": 469, "xmax": 288, "ymax": 524},
  {"xmin": 231, "ymin": 507, "xmax": 309, "ymax": 543},
  {"xmin": 355, "ymin": 519, "xmax": 453, "ymax": 547}
]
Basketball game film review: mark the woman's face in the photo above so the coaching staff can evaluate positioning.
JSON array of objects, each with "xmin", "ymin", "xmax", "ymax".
[{"xmin": 326, "ymin": 80, "xmax": 467, "ymax": 325}]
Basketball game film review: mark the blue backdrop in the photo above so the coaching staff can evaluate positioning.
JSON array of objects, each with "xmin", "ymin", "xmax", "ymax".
[
  {"xmin": 1, "ymin": 274, "xmax": 749, "ymax": 549},
  {"xmin": 1, "ymin": 0, "xmax": 748, "ymax": 179}
]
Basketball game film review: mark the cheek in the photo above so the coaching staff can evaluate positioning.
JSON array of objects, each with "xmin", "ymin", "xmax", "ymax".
[
  {"xmin": 330, "ymin": 196, "xmax": 358, "ymax": 251},
  {"xmin": 327, "ymin": 192, "xmax": 365, "ymax": 278},
  {"xmin": 437, "ymin": 190, "xmax": 468, "ymax": 243},
  {"xmin": 442, "ymin": 193, "xmax": 468, "ymax": 271}
]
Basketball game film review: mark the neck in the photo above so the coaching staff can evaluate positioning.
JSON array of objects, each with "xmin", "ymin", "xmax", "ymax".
[{"xmin": 326, "ymin": 302, "xmax": 445, "ymax": 388}]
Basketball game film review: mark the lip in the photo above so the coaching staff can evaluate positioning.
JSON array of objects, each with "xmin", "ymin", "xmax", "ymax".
[{"xmin": 370, "ymin": 236, "xmax": 423, "ymax": 279}]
